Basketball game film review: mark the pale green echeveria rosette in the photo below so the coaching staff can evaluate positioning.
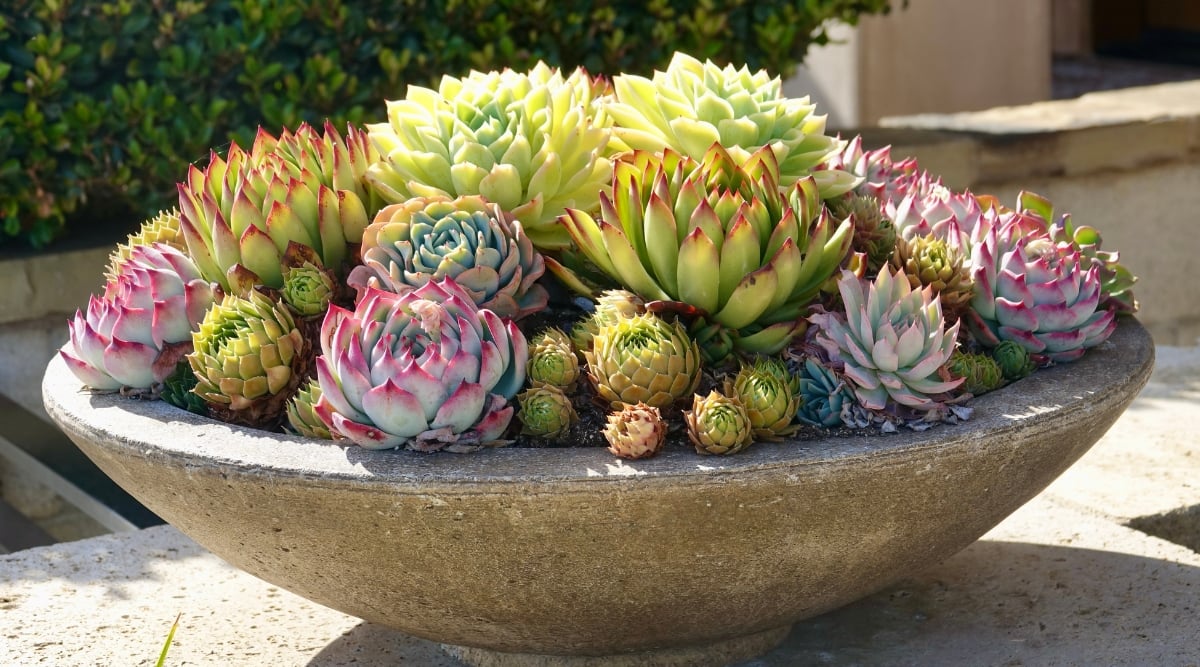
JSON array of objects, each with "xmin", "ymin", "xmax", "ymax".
[
  {"xmin": 811, "ymin": 268, "xmax": 963, "ymax": 412},
  {"xmin": 347, "ymin": 195, "xmax": 548, "ymax": 319},
  {"xmin": 281, "ymin": 259, "xmax": 336, "ymax": 317},
  {"xmin": 607, "ymin": 52, "xmax": 856, "ymax": 198},
  {"xmin": 965, "ymin": 209, "xmax": 1116, "ymax": 365},
  {"xmin": 365, "ymin": 63, "xmax": 613, "ymax": 252},
  {"xmin": 188, "ymin": 290, "xmax": 308, "ymax": 429},
  {"xmin": 313, "ymin": 279, "xmax": 527, "ymax": 452},
  {"xmin": 178, "ymin": 122, "xmax": 380, "ymax": 294},
  {"xmin": 559, "ymin": 144, "xmax": 853, "ymax": 360},
  {"xmin": 61, "ymin": 243, "xmax": 216, "ymax": 392}
]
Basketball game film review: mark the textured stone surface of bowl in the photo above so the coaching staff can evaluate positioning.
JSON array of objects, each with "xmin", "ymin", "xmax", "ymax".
[{"xmin": 42, "ymin": 321, "xmax": 1154, "ymax": 662}]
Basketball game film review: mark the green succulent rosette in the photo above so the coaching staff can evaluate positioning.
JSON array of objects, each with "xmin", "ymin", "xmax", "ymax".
[
  {"xmin": 178, "ymin": 122, "xmax": 380, "ymax": 294},
  {"xmin": 365, "ymin": 63, "xmax": 613, "ymax": 251},
  {"xmin": 947, "ymin": 351, "xmax": 1005, "ymax": 396},
  {"xmin": 527, "ymin": 328, "xmax": 580, "ymax": 391},
  {"xmin": 796, "ymin": 357, "xmax": 854, "ymax": 428},
  {"xmin": 685, "ymin": 390, "xmax": 753, "ymax": 456},
  {"xmin": 559, "ymin": 144, "xmax": 853, "ymax": 361},
  {"xmin": 106, "ymin": 209, "xmax": 185, "ymax": 282},
  {"xmin": 281, "ymin": 259, "xmax": 336, "ymax": 317},
  {"xmin": 726, "ymin": 358, "xmax": 800, "ymax": 439},
  {"xmin": 285, "ymin": 378, "xmax": 332, "ymax": 440},
  {"xmin": 188, "ymin": 290, "xmax": 308, "ymax": 428},
  {"xmin": 584, "ymin": 313, "xmax": 702, "ymax": 410},
  {"xmin": 517, "ymin": 385, "xmax": 578, "ymax": 440},
  {"xmin": 992, "ymin": 340, "xmax": 1036, "ymax": 381},
  {"xmin": 607, "ymin": 52, "xmax": 855, "ymax": 197}
]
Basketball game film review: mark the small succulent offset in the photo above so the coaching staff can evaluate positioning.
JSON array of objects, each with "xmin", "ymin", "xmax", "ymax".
[
  {"xmin": 812, "ymin": 268, "xmax": 963, "ymax": 412},
  {"xmin": 603, "ymin": 403, "xmax": 668, "ymax": 460},
  {"xmin": 608, "ymin": 52, "xmax": 854, "ymax": 197},
  {"xmin": 517, "ymin": 385, "xmax": 578, "ymax": 440},
  {"xmin": 796, "ymin": 357, "xmax": 855, "ymax": 428},
  {"xmin": 685, "ymin": 391, "xmax": 754, "ymax": 456},
  {"xmin": 313, "ymin": 280, "xmax": 527, "ymax": 451},
  {"xmin": 570, "ymin": 289, "xmax": 647, "ymax": 356},
  {"xmin": 105, "ymin": 209, "xmax": 186, "ymax": 282},
  {"xmin": 585, "ymin": 313, "xmax": 702, "ymax": 410},
  {"xmin": 992, "ymin": 340, "xmax": 1036, "ymax": 381},
  {"xmin": 890, "ymin": 234, "xmax": 974, "ymax": 323},
  {"xmin": 726, "ymin": 358, "xmax": 801, "ymax": 439},
  {"xmin": 285, "ymin": 379, "xmax": 332, "ymax": 440},
  {"xmin": 365, "ymin": 63, "xmax": 612, "ymax": 251},
  {"xmin": 62, "ymin": 243, "xmax": 216, "ymax": 392},
  {"xmin": 527, "ymin": 328, "xmax": 581, "ymax": 391},
  {"xmin": 947, "ymin": 351, "xmax": 1005, "ymax": 396},
  {"xmin": 281, "ymin": 258, "xmax": 336, "ymax": 318},
  {"xmin": 348, "ymin": 195, "xmax": 547, "ymax": 319},
  {"xmin": 188, "ymin": 290, "xmax": 308, "ymax": 429}
]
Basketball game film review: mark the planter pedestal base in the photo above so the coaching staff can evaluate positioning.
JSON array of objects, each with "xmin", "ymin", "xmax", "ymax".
[{"xmin": 441, "ymin": 625, "xmax": 792, "ymax": 667}]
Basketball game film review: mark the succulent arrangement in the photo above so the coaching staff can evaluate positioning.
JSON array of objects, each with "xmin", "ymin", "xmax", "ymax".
[{"xmin": 61, "ymin": 52, "xmax": 1139, "ymax": 460}]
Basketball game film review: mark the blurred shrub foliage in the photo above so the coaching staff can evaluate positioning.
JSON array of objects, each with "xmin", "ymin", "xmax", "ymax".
[{"xmin": 0, "ymin": 0, "xmax": 893, "ymax": 248}]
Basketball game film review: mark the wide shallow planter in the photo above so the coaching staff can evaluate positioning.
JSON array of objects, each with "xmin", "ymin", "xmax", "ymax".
[{"xmin": 44, "ymin": 320, "xmax": 1153, "ymax": 666}]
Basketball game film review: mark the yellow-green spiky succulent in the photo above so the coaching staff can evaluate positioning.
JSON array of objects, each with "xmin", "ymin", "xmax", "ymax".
[
  {"xmin": 517, "ymin": 385, "xmax": 578, "ymax": 440},
  {"xmin": 106, "ymin": 209, "xmax": 186, "ymax": 281},
  {"xmin": 685, "ymin": 390, "xmax": 754, "ymax": 456},
  {"xmin": 725, "ymin": 358, "xmax": 801, "ymax": 439},
  {"xmin": 559, "ymin": 145, "xmax": 852, "ymax": 361},
  {"xmin": 365, "ymin": 63, "xmax": 613, "ymax": 251},
  {"xmin": 527, "ymin": 328, "xmax": 580, "ymax": 391}
]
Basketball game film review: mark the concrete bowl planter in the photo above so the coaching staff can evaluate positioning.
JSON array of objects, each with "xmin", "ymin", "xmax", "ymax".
[{"xmin": 43, "ymin": 320, "xmax": 1153, "ymax": 666}]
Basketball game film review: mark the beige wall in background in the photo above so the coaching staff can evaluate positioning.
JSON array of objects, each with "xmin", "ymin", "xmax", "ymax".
[{"xmin": 788, "ymin": 0, "xmax": 1053, "ymax": 127}]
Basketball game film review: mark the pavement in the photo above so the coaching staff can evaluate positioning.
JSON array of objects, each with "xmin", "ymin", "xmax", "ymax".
[{"xmin": 1, "ymin": 343, "xmax": 1198, "ymax": 667}]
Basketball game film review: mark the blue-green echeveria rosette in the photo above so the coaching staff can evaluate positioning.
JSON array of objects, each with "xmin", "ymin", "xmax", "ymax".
[
  {"xmin": 811, "ymin": 268, "xmax": 963, "ymax": 412},
  {"xmin": 795, "ymin": 357, "xmax": 854, "ymax": 428},
  {"xmin": 347, "ymin": 195, "xmax": 547, "ymax": 319},
  {"xmin": 607, "ymin": 52, "xmax": 855, "ymax": 198},
  {"xmin": 365, "ymin": 63, "xmax": 613, "ymax": 251},
  {"xmin": 313, "ymin": 278, "xmax": 527, "ymax": 452}
]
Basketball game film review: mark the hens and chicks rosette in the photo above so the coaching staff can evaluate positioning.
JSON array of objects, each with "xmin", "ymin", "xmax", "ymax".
[{"xmin": 61, "ymin": 52, "xmax": 1138, "ymax": 458}]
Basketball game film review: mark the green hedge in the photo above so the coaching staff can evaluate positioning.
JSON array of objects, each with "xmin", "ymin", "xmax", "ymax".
[{"xmin": 0, "ymin": 0, "xmax": 893, "ymax": 248}]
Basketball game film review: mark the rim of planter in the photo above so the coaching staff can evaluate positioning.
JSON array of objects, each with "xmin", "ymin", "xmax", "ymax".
[{"xmin": 43, "ymin": 319, "xmax": 1154, "ymax": 489}]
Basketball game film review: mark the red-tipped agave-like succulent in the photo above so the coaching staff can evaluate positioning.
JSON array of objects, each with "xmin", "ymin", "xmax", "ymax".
[
  {"xmin": 313, "ymin": 278, "xmax": 528, "ymax": 451},
  {"xmin": 61, "ymin": 243, "xmax": 216, "ymax": 390}
]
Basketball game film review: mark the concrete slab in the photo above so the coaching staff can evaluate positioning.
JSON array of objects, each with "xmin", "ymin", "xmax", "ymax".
[{"xmin": 2, "ymin": 345, "xmax": 1198, "ymax": 666}]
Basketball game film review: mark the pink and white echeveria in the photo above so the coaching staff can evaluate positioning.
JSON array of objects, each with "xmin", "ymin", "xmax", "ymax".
[
  {"xmin": 811, "ymin": 268, "xmax": 962, "ymax": 411},
  {"xmin": 313, "ymin": 279, "xmax": 527, "ymax": 452},
  {"xmin": 61, "ymin": 243, "xmax": 216, "ymax": 390},
  {"xmin": 965, "ymin": 210, "xmax": 1116, "ymax": 364}
]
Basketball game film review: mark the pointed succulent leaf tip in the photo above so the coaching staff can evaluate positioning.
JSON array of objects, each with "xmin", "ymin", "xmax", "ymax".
[
  {"xmin": 560, "ymin": 145, "xmax": 850, "ymax": 362},
  {"xmin": 585, "ymin": 312, "xmax": 701, "ymax": 410},
  {"xmin": 348, "ymin": 195, "xmax": 548, "ymax": 319},
  {"xmin": 685, "ymin": 390, "xmax": 754, "ymax": 456},
  {"xmin": 967, "ymin": 207, "xmax": 1117, "ymax": 364},
  {"xmin": 811, "ymin": 268, "xmax": 962, "ymax": 412},
  {"xmin": 177, "ymin": 123, "xmax": 380, "ymax": 293},
  {"xmin": 604, "ymin": 403, "xmax": 667, "ymax": 460},
  {"xmin": 517, "ymin": 385, "xmax": 578, "ymax": 439},
  {"xmin": 63, "ymin": 243, "xmax": 216, "ymax": 393},
  {"xmin": 366, "ymin": 63, "xmax": 612, "ymax": 252},
  {"xmin": 608, "ymin": 52, "xmax": 849, "ymax": 195},
  {"xmin": 314, "ymin": 278, "xmax": 524, "ymax": 452}
]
